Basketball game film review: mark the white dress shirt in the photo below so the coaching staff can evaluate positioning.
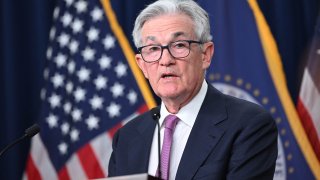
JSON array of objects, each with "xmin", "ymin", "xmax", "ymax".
[{"xmin": 148, "ymin": 80, "xmax": 208, "ymax": 180}]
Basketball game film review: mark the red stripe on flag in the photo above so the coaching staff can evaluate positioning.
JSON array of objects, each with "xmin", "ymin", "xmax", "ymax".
[
  {"xmin": 297, "ymin": 98, "xmax": 320, "ymax": 161},
  {"xmin": 138, "ymin": 104, "xmax": 149, "ymax": 114},
  {"xmin": 58, "ymin": 166, "xmax": 70, "ymax": 180},
  {"xmin": 77, "ymin": 144, "xmax": 105, "ymax": 179},
  {"xmin": 25, "ymin": 154, "xmax": 41, "ymax": 180}
]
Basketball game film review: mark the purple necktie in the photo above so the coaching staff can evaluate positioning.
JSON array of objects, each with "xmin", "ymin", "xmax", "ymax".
[{"xmin": 160, "ymin": 115, "xmax": 179, "ymax": 180}]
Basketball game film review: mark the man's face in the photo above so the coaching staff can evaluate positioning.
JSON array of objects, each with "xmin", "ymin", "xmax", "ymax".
[{"xmin": 136, "ymin": 14, "xmax": 213, "ymax": 107}]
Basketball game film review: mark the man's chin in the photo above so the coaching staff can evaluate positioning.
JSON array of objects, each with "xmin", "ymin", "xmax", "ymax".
[{"xmin": 157, "ymin": 91, "xmax": 182, "ymax": 101}]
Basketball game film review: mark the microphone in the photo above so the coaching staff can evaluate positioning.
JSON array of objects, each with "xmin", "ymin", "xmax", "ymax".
[
  {"xmin": 151, "ymin": 107, "xmax": 161, "ymax": 178},
  {"xmin": 0, "ymin": 124, "xmax": 40, "ymax": 158},
  {"xmin": 151, "ymin": 107, "xmax": 160, "ymax": 121}
]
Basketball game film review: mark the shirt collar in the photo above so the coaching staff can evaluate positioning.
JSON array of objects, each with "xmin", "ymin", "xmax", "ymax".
[{"xmin": 159, "ymin": 80, "xmax": 208, "ymax": 128}]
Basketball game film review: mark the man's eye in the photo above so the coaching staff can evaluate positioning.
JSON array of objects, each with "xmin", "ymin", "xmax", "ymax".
[
  {"xmin": 147, "ymin": 46, "xmax": 161, "ymax": 52},
  {"xmin": 173, "ymin": 42, "xmax": 188, "ymax": 49}
]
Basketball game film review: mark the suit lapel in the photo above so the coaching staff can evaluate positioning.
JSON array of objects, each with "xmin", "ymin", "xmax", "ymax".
[
  {"xmin": 127, "ymin": 114, "xmax": 157, "ymax": 173},
  {"xmin": 176, "ymin": 85, "xmax": 228, "ymax": 179}
]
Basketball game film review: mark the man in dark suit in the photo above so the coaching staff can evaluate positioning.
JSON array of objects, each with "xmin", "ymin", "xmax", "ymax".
[{"xmin": 108, "ymin": 0, "xmax": 278, "ymax": 179}]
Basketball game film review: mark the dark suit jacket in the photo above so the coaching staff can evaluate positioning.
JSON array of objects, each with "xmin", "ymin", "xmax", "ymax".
[{"xmin": 108, "ymin": 84, "xmax": 278, "ymax": 180}]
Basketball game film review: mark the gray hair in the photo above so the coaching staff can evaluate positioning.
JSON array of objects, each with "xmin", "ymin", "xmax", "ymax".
[{"xmin": 132, "ymin": 0, "xmax": 212, "ymax": 48}]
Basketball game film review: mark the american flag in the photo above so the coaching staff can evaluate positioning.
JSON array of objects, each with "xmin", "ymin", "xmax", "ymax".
[
  {"xmin": 23, "ymin": 0, "xmax": 154, "ymax": 179},
  {"xmin": 297, "ymin": 15, "xmax": 320, "ymax": 163}
]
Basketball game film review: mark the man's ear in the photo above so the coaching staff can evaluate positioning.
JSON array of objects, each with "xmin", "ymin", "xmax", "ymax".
[
  {"xmin": 136, "ymin": 54, "xmax": 149, "ymax": 79},
  {"xmin": 202, "ymin": 42, "xmax": 214, "ymax": 69}
]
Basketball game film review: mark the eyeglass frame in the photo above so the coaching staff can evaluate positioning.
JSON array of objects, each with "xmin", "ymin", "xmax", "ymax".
[{"xmin": 137, "ymin": 40, "xmax": 203, "ymax": 63}]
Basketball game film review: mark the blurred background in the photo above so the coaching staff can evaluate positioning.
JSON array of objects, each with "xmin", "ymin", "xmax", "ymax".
[{"xmin": 0, "ymin": 0, "xmax": 319, "ymax": 179}]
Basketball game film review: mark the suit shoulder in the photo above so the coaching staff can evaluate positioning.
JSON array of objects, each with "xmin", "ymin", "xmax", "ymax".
[
  {"xmin": 207, "ymin": 84, "xmax": 267, "ymax": 115},
  {"xmin": 224, "ymin": 94, "xmax": 266, "ymax": 114},
  {"xmin": 119, "ymin": 109, "xmax": 154, "ymax": 131},
  {"xmin": 220, "ymin": 93, "xmax": 274, "ymax": 126}
]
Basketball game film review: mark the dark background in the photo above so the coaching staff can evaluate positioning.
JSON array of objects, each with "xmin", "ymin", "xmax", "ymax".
[{"xmin": 0, "ymin": 0, "xmax": 319, "ymax": 179}]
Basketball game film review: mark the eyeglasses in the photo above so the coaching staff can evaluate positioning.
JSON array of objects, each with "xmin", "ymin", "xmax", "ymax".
[{"xmin": 137, "ymin": 40, "xmax": 203, "ymax": 63}]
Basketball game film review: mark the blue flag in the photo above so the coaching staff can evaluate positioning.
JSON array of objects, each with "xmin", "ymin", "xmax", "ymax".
[{"xmin": 198, "ymin": 0, "xmax": 320, "ymax": 179}]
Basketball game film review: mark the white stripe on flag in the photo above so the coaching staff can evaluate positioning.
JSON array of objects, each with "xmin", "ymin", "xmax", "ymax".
[
  {"xmin": 300, "ymin": 69, "xmax": 320, "ymax": 137},
  {"xmin": 22, "ymin": 172, "xmax": 27, "ymax": 180},
  {"xmin": 66, "ymin": 153, "xmax": 88, "ymax": 180},
  {"xmin": 90, "ymin": 132, "xmax": 113, "ymax": 177},
  {"xmin": 30, "ymin": 134, "xmax": 58, "ymax": 179}
]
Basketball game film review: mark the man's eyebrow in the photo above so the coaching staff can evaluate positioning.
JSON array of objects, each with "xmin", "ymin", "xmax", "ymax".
[
  {"xmin": 172, "ymin": 32, "xmax": 187, "ymax": 38},
  {"xmin": 145, "ymin": 36, "xmax": 156, "ymax": 41},
  {"xmin": 143, "ymin": 32, "xmax": 188, "ymax": 44}
]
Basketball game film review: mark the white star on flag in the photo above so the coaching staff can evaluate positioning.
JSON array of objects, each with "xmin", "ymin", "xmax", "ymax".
[
  {"xmin": 57, "ymin": 33, "xmax": 70, "ymax": 47},
  {"xmin": 86, "ymin": 115, "xmax": 100, "ymax": 130},
  {"xmin": 47, "ymin": 114, "xmax": 58, "ymax": 128},
  {"xmin": 47, "ymin": 47, "xmax": 53, "ymax": 59},
  {"xmin": 106, "ymin": 102, "xmax": 121, "ymax": 118},
  {"xmin": 63, "ymin": 102, "xmax": 72, "ymax": 113},
  {"xmin": 127, "ymin": 90, "xmax": 138, "ymax": 105},
  {"xmin": 67, "ymin": 61, "xmax": 75, "ymax": 73},
  {"xmin": 103, "ymin": 34, "xmax": 116, "ymax": 50},
  {"xmin": 82, "ymin": 47, "xmax": 95, "ymax": 61},
  {"xmin": 94, "ymin": 75, "xmax": 108, "ymax": 90},
  {"xmin": 115, "ymin": 62, "xmax": 127, "ymax": 78},
  {"xmin": 51, "ymin": 73, "xmax": 64, "ymax": 88},
  {"xmin": 65, "ymin": 0, "xmax": 74, "ymax": 7},
  {"xmin": 48, "ymin": 93, "xmax": 61, "ymax": 108},
  {"xmin": 61, "ymin": 122, "xmax": 70, "ymax": 135},
  {"xmin": 53, "ymin": 7, "xmax": 60, "ymax": 20},
  {"xmin": 70, "ymin": 128, "xmax": 80, "ymax": 142},
  {"xmin": 110, "ymin": 82, "xmax": 124, "ymax": 98},
  {"xmin": 75, "ymin": 0, "xmax": 87, "ymax": 13},
  {"xmin": 66, "ymin": 81, "xmax": 73, "ymax": 94},
  {"xmin": 87, "ymin": 27, "xmax": 100, "ymax": 42},
  {"xmin": 55, "ymin": 53, "xmax": 67, "ymax": 67},
  {"xmin": 72, "ymin": 18, "xmax": 84, "ymax": 33},
  {"xmin": 99, "ymin": 55, "xmax": 112, "ymax": 69},
  {"xmin": 74, "ymin": 87, "xmax": 86, "ymax": 102},
  {"xmin": 40, "ymin": 88, "xmax": 46, "ymax": 100},
  {"xmin": 69, "ymin": 40, "xmax": 79, "ymax": 54},
  {"xmin": 71, "ymin": 108, "xmax": 82, "ymax": 122},
  {"xmin": 50, "ymin": 27, "xmax": 56, "ymax": 40},
  {"xmin": 77, "ymin": 67, "xmax": 91, "ymax": 82},
  {"xmin": 58, "ymin": 142, "xmax": 68, "ymax": 155},
  {"xmin": 90, "ymin": 95, "xmax": 104, "ymax": 110},
  {"xmin": 91, "ymin": 7, "xmax": 104, "ymax": 22},
  {"xmin": 61, "ymin": 12, "xmax": 72, "ymax": 27}
]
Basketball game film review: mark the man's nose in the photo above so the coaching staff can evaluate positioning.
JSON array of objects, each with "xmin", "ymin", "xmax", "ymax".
[{"xmin": 159, "ymin": 48, "xmax": 175, "ymax": 66}]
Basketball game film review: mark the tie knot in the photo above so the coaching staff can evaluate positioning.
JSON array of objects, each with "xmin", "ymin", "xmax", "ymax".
[{"xmin": 164, "ymin": 115, "xmax": 179, "ymax": 130}]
